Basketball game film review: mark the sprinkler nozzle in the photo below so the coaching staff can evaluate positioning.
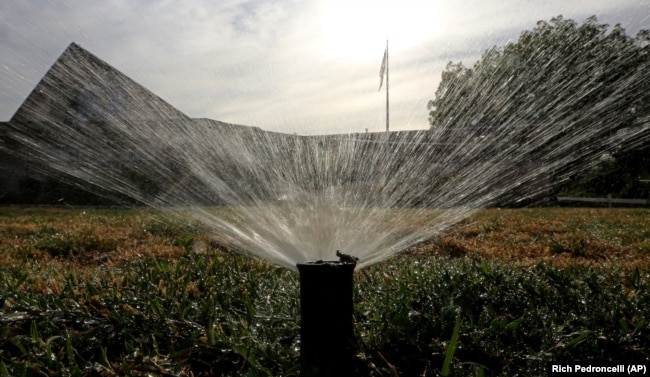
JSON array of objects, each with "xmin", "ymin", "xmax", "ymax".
[{"xmin": 336, "ymin": 250, "xmax": 359, "ymax": 265}]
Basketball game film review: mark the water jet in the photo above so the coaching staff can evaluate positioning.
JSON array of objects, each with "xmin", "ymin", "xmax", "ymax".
[{"xmin": 296, "ymin": 252, "xmax": 358, "ymax": 377}]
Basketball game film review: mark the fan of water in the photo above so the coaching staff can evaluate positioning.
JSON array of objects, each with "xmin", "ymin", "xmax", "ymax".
[{"xmin": 3, "ymin": 28, "xmax": 649, "ymax": 269}]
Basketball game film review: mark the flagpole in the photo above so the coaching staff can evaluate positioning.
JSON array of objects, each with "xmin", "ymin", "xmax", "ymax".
[
  {"xmin": 383, "ymin": 39, "xmax": 389, "ymax": 206},
  {"xmin": 385, "ymin": 38, "xmax": 389, "ymax": 134},
  {"xmin": 377, "ymin": 39, "xmax": 390, "ymax": 206}
]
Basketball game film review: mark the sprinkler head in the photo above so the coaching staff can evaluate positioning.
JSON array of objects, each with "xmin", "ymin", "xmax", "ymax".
[{"xmin": 296, "ymin": 252, "xmax": 358, "ymax": 377}]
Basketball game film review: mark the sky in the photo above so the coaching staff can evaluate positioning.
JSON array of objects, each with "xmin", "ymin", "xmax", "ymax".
[{"xmin": 1, "ymin": 0, "xmax": 649, "ymax": 135}]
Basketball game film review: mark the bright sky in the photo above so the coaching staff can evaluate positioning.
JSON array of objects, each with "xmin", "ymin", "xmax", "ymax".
[{"xmin": 1, "ymin": 0, "xmax": 649, "ymax": 134}]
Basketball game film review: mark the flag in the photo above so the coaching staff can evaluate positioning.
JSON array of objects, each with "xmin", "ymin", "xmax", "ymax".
[{"xmin": 378, "ymin": 47, "xmax": 387, "ymax": 91}]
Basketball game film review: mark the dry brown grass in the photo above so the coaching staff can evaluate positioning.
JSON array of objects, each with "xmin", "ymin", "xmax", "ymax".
[
  {"xmin": 0, "ymin": 207, "xmax": 189, "ymax": 281},
  {"xmin": 410, "ymin": 207, "xmax": 650, "ymax": 269},
  {"xmin": 1, "ymin": 207, "xmax": 648, "ymax": 275}
]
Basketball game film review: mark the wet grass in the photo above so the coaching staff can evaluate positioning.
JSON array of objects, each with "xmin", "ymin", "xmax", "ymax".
[{"xmin": 0, "ymin": 207, "xmax": 648, "ymax": 376}]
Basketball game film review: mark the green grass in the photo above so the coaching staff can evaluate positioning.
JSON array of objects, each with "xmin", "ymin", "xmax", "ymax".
[
  {"xmin": 0, "ymin": 207, "xmax": 648, "ymax": 376},
  {"xmin": 0, "ymin": 252, "xmax": 300, "ymax": 376},
  {"xmin": 355, "ymin": 256, "xmax": 648, "ymax": 376}
]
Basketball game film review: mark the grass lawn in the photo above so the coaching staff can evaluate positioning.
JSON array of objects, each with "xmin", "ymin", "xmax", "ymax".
[{"xmin": 0, "ymin": 207, "xmax": 648, "ymax": 376}]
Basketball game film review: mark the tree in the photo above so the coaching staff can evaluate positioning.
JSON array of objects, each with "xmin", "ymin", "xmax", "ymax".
[
  {"xmin": 427, "ymin": 15, "xmax": 650, "ymax": 199},
  {"xmin": 430, "ymin": 16, "xmax": 648, "ymax": 129}
]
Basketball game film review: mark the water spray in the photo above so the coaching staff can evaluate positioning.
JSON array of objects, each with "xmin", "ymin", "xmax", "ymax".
[{"xmin": 296, "ymin": 251, "xmax": 359, "ymax": 377}]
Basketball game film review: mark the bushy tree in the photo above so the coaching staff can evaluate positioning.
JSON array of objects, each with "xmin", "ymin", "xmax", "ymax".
[{"xmin": 428, "ymin": 16, "xmax": 650, "ymax": 198}]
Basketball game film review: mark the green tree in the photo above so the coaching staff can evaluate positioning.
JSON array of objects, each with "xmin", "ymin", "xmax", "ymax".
[
  {"xmin": 428, "ymin": 15, "xmax": 650, "ymax": 199},
  {"xmin": 429, "ymin": 16, "xmax": 648, "ymax": 129}
]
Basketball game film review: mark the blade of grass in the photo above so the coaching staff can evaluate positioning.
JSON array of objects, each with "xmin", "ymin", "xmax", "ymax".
[{"xmin": 442, "ymin": 311, "xmax": 461, "ymax": 377}]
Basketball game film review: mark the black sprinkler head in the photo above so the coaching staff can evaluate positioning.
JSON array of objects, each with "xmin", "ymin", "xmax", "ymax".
[{"xmin": 296, "ymin": 252, "xmax": 358, "ymax": 377}]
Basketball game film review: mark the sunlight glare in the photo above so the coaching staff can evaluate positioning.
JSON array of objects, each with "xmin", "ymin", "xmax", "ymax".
[{"xmin": 316, "ymin": 0, "xmax": 440, "ymax": 60}]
